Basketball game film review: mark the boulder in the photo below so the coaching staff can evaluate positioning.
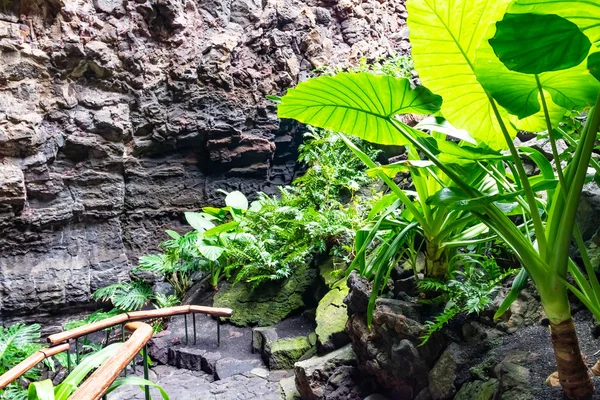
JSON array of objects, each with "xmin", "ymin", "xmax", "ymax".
[
  {"xmin": 280, "ymin": 376, "xmax": 301, "ymax": 400},
  {"xmin": 252, "ymin": 325, "xmax": 316, "ymax": 370},
  {"xmin": 454, "ymin": 379, "xmax": 498, "ymax": 400},
  {"xmin": 428, "ymin": 343, "xmax": 465, "ymax": 400},
  {"xmin": 345, "ymin": 272, "xmax": 445, "ymax": 395},
  {"xmin": 315, "ymin": 281, "xmax": 350, "ymax": 352},
  {"xmin": 294, "ymin": 344, "xmax": 357, "ymax": 400},
  {"xmin": 213, "ymin": 261, "xmax": 317, "ymax": 326},
  {"xmin": 268, "ymin": 336, "xmax": 313, "ymax": 370}
]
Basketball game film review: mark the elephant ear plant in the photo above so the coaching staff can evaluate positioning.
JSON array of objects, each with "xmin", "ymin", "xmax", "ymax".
[{"xmin": 277, "ymin": 0, "xmax": 600, "ymax": 398}]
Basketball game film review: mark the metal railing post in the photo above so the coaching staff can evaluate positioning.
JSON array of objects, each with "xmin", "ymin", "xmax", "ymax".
[
  {"xmin": 143, "ymin": 345, "xmax": 150, "ymax": 400},
  {"xmin": 67, "ymin": 341, "xmax": 72, "ymax": 374},
  {"xmin": 217, "ymin": 318, "xmax": 221, "ymax": 347},
  {"xmin": 184, "ymin": 314, "xmax": 189, "ymax": 345},
  {"xmin": 193, "ymin": 313, "xmax": 197, "ymax": 345},
  {"xmin": 75, "ymin": 337, "xmax": 80, "ymax": 364}
]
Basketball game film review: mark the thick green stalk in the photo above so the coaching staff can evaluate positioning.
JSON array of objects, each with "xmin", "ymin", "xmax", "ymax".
[
  {"xmin": 550, "ymin": 95, "xmax": 600, "ymax": 280},
  {"xmin": 488, "ymin": 97, "xmax": 548, "ymax": 257},
  {"xmin": 388, "ymin": 118, "xmax": 548, "ymax": 286}
]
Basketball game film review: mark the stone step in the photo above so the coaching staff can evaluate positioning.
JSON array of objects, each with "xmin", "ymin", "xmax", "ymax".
[{"xmin": 167, "ymin": 345, "xmax": 263, "ymax": 380}]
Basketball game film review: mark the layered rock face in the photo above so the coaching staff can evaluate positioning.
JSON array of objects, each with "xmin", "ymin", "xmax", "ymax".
[{"xmin": 0, "ymin": 0, "xmax": 409, "ymax": 318}]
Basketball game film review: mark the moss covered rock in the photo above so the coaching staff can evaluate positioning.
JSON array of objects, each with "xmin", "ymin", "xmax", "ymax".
[
  {"xmin": 454, "ymin": 380, "xmax": 498, "ymax": 400},
  {"xmin": 268, "ymin": 336, "xmax": 313, "ymax": 370},
  {"xmin": 319, "ymin": 256, "xmax": 347, "ymax": 289},
  {"xmin": 315, "ymin": 281, "xmax": 350, "ymax": 352},
  {"xmin": 214, "ymin": 262, "xmax": 317, "ymax": 326}
]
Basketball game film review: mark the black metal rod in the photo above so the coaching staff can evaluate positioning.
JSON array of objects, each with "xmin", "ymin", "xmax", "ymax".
[
  {"xmin": 193, "ymin": 313, "xmax": 197, "ymax": 345},
  {"xmin": 104, "ymin": 328, "xmax": 111, "ymax": 348},
  {"xmin": 143, "ymin": 345, "xmax": 150, "ymax": 400},
  {"xmin": 67, "ymin": 341, "xmax": 71, "ymax": 373},
  {"xmin": 185, "ymin": 314, "xmax": 189, "ymax": 345},
  {"xmin": 75, "ymin": 337, "xmax": 80, "ymax": 364},
  {"xmin": 217, "ymin": 318, "xmax": 221, "ymax": 348}
]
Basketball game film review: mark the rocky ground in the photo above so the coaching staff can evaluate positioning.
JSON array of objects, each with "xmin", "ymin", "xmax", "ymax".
[{"xmin": 109, "ymin": 365, "xmax": 284, "ymax": 400}]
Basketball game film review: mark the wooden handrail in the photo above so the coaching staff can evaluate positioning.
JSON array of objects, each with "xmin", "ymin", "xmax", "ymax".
[
  {"xmin": 47, "ymin": 314, "xmax": 128, "ymax": 345},
  {"xmin": 70, "ymin": 322, "xmax": 154, "ymax": 400},
  {"xmin": 0, "ymin": 305, "xmax": 233, "ymax": 392},
  {"xmin": 48, "ymin": 305, "xmax": 233, "ymax": 344},
  {"xmin": 0, "ymin": 343, "xmax": 70, "ymax": 390}
]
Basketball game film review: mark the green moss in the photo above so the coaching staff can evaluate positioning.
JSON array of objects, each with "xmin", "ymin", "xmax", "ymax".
[
  {"xmin": 269, "ymin": 336, "xmax": 312, "ymax": 370},
  {"xmin": 315, "ymin": 282, "xmax": 349, "ymax": 350},
  {"xmin": 214, "ymin": 262, "xmax": 316, "ymax": 326},
  {"xmin": 319, "ymin": 257, "xmax": 346, "ymax": 289},
  {"xmin": 454, "ymin": 379, "xmax": 498, "ymax": 400}
]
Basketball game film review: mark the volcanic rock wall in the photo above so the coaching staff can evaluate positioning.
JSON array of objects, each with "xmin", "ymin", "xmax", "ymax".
[{"xmin": 0, "ymin": 0, "xmax": 409, "ymax": 318}]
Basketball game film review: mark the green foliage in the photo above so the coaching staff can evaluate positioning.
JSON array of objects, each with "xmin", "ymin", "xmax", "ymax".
[
  {"xmin": 0, "ymin": 324, "xmax": 43, "ymax": 400},
  {"xmin": 278, "ymin": 1, "xmax": 600, "ymax": 395},
  {"xmin": 316, "ymin": 53, "xmax": 414, "ymax": 79},
  {"xmin": 27, "ymin": 344, "xmax": 169, "ymax": 400},
  {"xmin": 92, "ymin": 280, "xmax": 153, "ymax": 312},
  {"xmin": 63, "ymin": 309, "xmax": 122, "ymax": 331},
  {"xmin": 294, "ymin": 127, "xmax": 378, "ymax": 205},
  {"xmin": 420, "ymin": 254, "xmax": 517, "ymax": 344}
]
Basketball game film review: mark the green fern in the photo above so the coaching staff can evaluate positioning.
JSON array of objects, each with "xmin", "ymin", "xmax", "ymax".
[{"xmin": 419, "ymin": 254, "xmax": 517, "ymax": 344}]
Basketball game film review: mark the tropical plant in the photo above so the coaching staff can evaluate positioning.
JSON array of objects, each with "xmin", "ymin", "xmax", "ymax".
[
  {"xmin": 277, "ymin": 1, "xmax": 600, "ymax": 397},
  {"xmin": 419, "ymin": 253, "xmax": 517, "ymax": 344},
  {"xmin": 27, "ymin": 343, "xmax": 168, "ymax": 400},
  {"xmin": 0, "ymin": 324, "xmax": 44, "ymax": 400},
  {"xmin": 93, "ymin": 280, "xmax": 154, "ymax": 312},
  {"xmin": 294, "ymin": 127, "xmax": 378, "ymax": 206}
]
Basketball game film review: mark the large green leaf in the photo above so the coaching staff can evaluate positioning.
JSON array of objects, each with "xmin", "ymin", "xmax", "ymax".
[
  {"xmin": 184, "ymin": 212, "xmax": 216, "ymax": 232},
  {"xmin": 406, "ymin": 0, "xmax": 513, "ymax": 149},
  {"xmin": 224, "ymin": 191, "xmax": 248, "ymax": 211},
  {"xmin": 590, "ymin": 52, "xmax": 600, "ymax": 82},
  {"xmin": 475, "ymin": 44, "xmax": 600, "ymax": 119},
  {"xmin": 28, "ymin": 379, "xmax": 54, "ymax": 400},
  {"xmin": 278, "ymin": 72, "xmax": 442, "ymax": 145},
  {"xmin": 198, "ymin": 244, "xmax": 224, "ymax": 262},
  {"xmin": 490, "ymin": 13, "xmax": 591, "ymax": 74},
  {"xmin": 508, "ymin": 0, "xmax": 600, "ymax": 45}
]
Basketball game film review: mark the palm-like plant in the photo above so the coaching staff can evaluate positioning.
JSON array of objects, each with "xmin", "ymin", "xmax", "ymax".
[{"xmin": 277, "ymin": 1, "xmax": 600, "ymax": 398}]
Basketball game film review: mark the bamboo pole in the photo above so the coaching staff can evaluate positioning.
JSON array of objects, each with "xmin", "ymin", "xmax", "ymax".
[
  {"xmin": 48, "ymin": 314, "xmax": 128, "ymax": 344},
  {"xmin": 0, "ymin": 343, "xmax": 70, "ymax": 390},
  {"xmin": 70, "ymin": 322, "xmax": 153, "ymax": 400}
]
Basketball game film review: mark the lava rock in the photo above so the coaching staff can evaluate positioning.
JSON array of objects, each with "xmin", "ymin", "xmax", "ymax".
[{"xmin": 213, "ymin": 261, "xmax": 317, "ymax": 326}]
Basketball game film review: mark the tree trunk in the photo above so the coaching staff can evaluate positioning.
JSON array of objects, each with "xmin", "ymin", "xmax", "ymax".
[
  {"xmin": 424, "ymin": 241, "xmax": 447, "ymax": 278},
  {"xmin": 550, "ymin": 318, "xmax": 594, "ymax": 399}
]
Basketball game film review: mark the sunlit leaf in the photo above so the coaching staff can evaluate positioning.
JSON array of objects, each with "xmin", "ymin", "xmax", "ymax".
[
  {"xmin": 589, "ymin": 52, "xmax": 600, "ymax": 82},
  {"xmin": 225, "ymin": 191, "xmax": 249, "ymax": 211},
  {"xmin": 415, "ymin": 116, "xmax": 476, "ymax": 144},
  {"xmin": 508, "ymin": 0, "xmax": 600, "ymax": 46},
  {"xmin": 278, "ymin": 72, "xmax": 442, "ymax": 145},
  {"xmin": 198, "ymin": 245, "xmax": 224, "ymax": 262},
  {"xmin": 406, "ymin": 0, "xmax": 513, "ymax": 149}
]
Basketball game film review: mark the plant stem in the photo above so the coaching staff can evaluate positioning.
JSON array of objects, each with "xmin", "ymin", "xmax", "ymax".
[
  {"xmin": 488, "ymin": 96, "xmax": 548, "ymax": 257},
  {"xmin": 536, "ymin": 75, "xmax": 567, "ymax": 189}
]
